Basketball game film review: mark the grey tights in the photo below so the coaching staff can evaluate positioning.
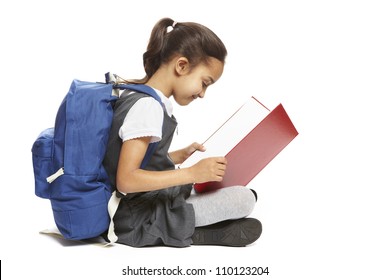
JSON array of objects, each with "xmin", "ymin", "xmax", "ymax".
[{"xmin": 186, "ymin": 186, "xmax": 256, "ymax": 227}]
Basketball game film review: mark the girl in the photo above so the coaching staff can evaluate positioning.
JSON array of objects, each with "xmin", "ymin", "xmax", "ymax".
[{"xmin": 103, "ymin": 18, "xmax": 262, "ymax": 247}]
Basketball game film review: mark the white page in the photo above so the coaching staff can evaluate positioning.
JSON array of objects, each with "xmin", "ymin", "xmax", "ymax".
[{"xmin": 179, "ymin": 97, "xmax": 270, "ymax": 168}]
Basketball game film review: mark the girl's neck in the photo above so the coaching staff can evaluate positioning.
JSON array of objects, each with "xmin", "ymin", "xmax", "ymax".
[{"xmin": 145, "ymin": 68, "xmax": 173, "ymax": 99}]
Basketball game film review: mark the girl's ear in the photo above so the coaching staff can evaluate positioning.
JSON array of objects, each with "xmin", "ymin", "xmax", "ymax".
[{"xmin": 175, "ymin": 57, "xmax": 190, "ymax": 76}]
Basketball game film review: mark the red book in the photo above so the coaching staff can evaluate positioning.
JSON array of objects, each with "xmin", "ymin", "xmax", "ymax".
[{"xmin": 179, "ymin": 97, "xmax": 298, "ymax": 193}]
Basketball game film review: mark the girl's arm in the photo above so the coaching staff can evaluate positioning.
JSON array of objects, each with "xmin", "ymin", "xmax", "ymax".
[
  {"xmin": 169, "ymin": 142, "xmax": 206, "ymax": 165},
  {"xmin": 116, "ymin": 137, "xmax": 227, "ymax": 194}
]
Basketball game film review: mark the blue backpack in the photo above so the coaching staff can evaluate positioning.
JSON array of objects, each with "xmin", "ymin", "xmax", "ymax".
[{"xmin": 32, "ymin": 75, "xmax": 163, "ymax": 240}]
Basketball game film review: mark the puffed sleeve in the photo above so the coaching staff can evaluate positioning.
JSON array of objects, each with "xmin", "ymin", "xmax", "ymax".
[{"xmin": 119, "ymin": 97, "xmax": 164, "ymax": 143}]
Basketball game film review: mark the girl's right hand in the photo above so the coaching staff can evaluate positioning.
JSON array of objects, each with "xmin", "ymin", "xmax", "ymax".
[{"xmin": 189, "ymin": 157, "xmax": 227, "ymax": 183}]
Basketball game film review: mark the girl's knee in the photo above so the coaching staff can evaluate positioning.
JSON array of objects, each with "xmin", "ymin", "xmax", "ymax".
[{"xmin": 223, "ymin": 186, "xmax": 256, "ymax": 216}]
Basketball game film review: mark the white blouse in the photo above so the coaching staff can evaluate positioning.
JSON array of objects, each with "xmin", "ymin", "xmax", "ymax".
[{"xmin": 118, "ymin": 88, "xmax": 173, "ymax": 143}]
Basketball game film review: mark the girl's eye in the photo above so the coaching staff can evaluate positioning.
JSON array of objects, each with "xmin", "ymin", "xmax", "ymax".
[{"xmin": 202, "ymin": 82, "xmax": 208, "ymax": 88}]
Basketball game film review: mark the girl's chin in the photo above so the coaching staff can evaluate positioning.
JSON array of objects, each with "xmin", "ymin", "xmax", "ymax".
[{"xmin": 174, "ymin": 97, "xmax": 193, "ymax": 106}]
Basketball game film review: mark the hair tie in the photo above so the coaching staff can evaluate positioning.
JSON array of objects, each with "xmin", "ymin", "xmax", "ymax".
[{"xmin": 167, "ymin": 21, "xmax": 177, "ymax": 33}]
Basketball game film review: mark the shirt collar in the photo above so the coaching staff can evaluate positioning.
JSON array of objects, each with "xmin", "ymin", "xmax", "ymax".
[{"xmin": 153, "ymin": 87, "xmax": 173, "ymax": 117}]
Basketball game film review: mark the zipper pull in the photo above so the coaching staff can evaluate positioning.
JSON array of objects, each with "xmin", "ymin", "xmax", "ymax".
[{"xmin": 46, "ymin": 167, "xmax": 64, "ymax": 183}]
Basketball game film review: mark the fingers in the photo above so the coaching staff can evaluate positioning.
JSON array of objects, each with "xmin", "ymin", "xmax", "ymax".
[
  {"xmin": 190, "ymin": 156, "xmax": 228, "ymax": 184},
  {"xmin": 191, "ymin": 142, "xmax": 206, "ymax": 152},
  {"xmin": 215, "ymin": 156, "xmax": 227, "ymax": 165},
  {"xmin": 212, "ymin": 157, "xmax": 227, "ymax": 181}
]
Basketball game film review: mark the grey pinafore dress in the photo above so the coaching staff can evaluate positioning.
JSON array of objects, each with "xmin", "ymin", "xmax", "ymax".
[{"xmin": 103, "ymin": 91, "xmax": 195, "ymax": 247}]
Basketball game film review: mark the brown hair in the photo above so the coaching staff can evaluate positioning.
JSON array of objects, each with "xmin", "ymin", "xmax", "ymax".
[{"xmin": 126, "ymin": 18, "xmax": 227, "ymax": 84}]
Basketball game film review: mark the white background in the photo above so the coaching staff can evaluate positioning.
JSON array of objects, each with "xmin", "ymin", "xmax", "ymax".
[{"xmin": 1, "ymin": 0, "xmax": 389, "ymax": 279}]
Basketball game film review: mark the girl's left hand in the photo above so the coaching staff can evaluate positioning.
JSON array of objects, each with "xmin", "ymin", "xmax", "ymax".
[
  {"xmin": 184, "ymin": 142, "xmax": 206, "ymax": 159},
  {"xmin": 169, "ymin": 142, "xmax": 206, "ymax": 164}
]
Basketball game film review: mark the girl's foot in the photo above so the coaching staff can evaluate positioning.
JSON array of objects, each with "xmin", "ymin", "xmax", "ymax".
[{"xmin": 192, "ymin": 218, "xmax": 262, "ymax": 247}]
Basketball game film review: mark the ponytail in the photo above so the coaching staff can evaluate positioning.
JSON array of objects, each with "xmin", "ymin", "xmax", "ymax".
[
  {"xmin": 143, "ymin": 18, "xmax": 175, "ymax": 81},
  {"xmin": 125, "ymin": 17, "xmax": 227, "ymax": 84}
]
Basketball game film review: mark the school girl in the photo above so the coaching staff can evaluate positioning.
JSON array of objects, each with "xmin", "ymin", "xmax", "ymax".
[{"xmin": 103, "ymin": 18, "xmax": 262, "ymax": 247}]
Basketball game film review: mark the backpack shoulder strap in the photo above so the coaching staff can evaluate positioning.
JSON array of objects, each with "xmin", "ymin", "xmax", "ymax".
[
  {"xmin": 105, "ymin": 72, "xmax": 164, "ymax": 107},
  {"xmin": 114, "ymin": 84, "xmax": 160, "ymax": 100},
  {"xmin": 114, "ymin": 84, "xmax": 166, "ymax": 111}
]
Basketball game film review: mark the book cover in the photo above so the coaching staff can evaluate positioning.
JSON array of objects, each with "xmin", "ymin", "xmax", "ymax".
[{"xmin": 180, "ymin": 97, "xmax": 298, "ymax": 193}]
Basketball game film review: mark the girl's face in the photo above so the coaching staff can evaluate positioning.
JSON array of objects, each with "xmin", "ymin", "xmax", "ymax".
[{"xmin": 172, "ymin": 57, "xmax": 224, "ymax": 106}]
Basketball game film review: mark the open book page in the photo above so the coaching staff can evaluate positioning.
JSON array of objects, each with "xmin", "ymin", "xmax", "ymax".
[{"xmin": 179, "ymin": 97, "xmax": 270, "ymax": 169}]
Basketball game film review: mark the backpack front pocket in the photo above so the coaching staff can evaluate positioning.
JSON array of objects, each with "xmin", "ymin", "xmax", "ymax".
[{"xmin": 32, "ymin": 128, "xmax": 54, "ymax": 199}]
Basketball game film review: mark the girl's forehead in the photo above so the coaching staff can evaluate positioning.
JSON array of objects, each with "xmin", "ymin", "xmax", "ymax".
[{"xmin": 203, "ymin": 57, "xmax": 224, "ymax": 82}]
